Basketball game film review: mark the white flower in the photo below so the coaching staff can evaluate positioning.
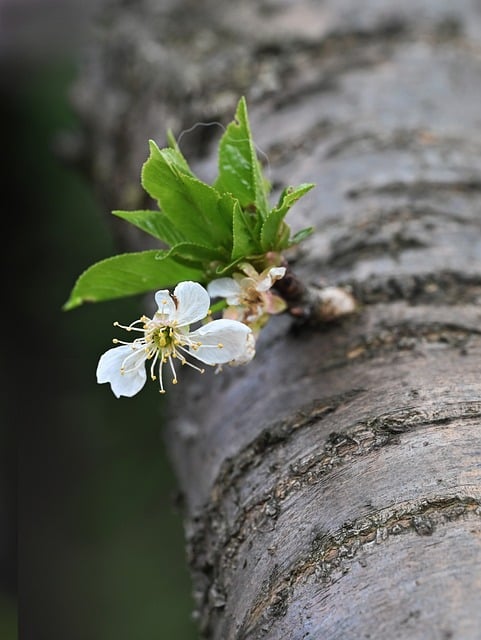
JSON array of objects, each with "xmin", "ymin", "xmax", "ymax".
[
  {"xmin": 97, "ymin": 281, "xmax": 255, "ymax": 397},
  {"xmin": 207, "ymin": 263, "xmax": 287, "ymax": 331},
  {"xmin": 227, "ymin": 331, "xmax": 256, "ymax": 367}
]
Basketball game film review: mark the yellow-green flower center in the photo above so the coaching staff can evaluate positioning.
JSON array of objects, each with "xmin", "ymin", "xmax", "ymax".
[{"xmin": 148, "ymin": 325, "xmax": 178, "ymax": 352}]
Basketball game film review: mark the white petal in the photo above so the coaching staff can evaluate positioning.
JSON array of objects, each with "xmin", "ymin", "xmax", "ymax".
[
  {"xmin": 207, "ymin": 278, "xmax": 241, "ymax": 304},
  {"xmin": 269, "ymin": 266, "xmax": 286, "ymax": 280},
  {"xmin": 96, "ymin": 345, "xmax": 147, "ymax": 398},
  {"xmin": 172, "ymin": 281, "xmax": 210, "ymax": 326},
  {"xmin": 189, "ymin": 319, "xmax": 254, "ymax": 365},
  {"xmin": 228, "ymin": 331, "xmax": 256, "ymax": 365},
  {"xmin": 154, "ymin": 289, "xmax": 176, "ymax": 319},
  {"xmin": 257, "ymin": 266, "xmax": 286, "ymax": 292}
]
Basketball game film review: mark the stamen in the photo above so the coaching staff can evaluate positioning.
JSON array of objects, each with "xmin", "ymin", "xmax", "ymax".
[
  {"xmin": 182, "ymin": 342, "xmax": 222, "ymax": 349},
  {"xmin": 112, "ymin": 338, "xmax": 144, "ymax": 347},
  {"xmin": 150, "ymin": 350, "xmax": 160, "ymax": 381},
  {"xmin": 181, "ymin": 358, "xmax": 205, "ymax": 374},
  {"xmin": 113, "ymin": 320, "xmax": 148, "ymax": 333},
  {"xmin": 158, "ymin": 359, "xmax": 165, "ymax": 393},
  {"xmin": 155, "ymin": 299, "xmax": 170, "ymax": 322},
  {"xmin": 176, "ymin": 345, "xmax": 206, "ymax": 374},
  {"xmin": 119, "ymin": 348, "xmax": 145, "ymax": 374},
  {"xmin": 168, "ymin": 355, "xmax": 178, "ymax": 384},
  {"xmin": 144, "ymin": 344, "xmax": 156, "ymax": 358},
  {"xmin": 158, "ymin": 333, "xmax": 168, "ymax": 348}
]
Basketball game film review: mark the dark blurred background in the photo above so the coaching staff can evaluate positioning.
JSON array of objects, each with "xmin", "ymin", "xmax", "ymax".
[{"xmin": 4, "ymin": 2, "xmax": 198, "ymax": 638}]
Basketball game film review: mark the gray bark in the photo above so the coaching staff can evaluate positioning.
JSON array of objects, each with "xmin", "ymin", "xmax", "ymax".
[{"xmin": 71, "ymin": 1, "xmax": 481, "ymax": 638}]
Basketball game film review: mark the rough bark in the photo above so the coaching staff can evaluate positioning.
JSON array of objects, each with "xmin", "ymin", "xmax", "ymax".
[{"xmin": 71, "ymin": 1, "xmax": 481, "ymax": 638}]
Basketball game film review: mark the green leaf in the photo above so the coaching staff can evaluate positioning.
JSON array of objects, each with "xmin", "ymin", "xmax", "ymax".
[
  {"xmin": 150, "ymin": 139, "xmax": 195, "ymax": 178},
  {"xmin": 260, "ymin": 210, "xmax": 288, "ymax": 251},
  {"xmin": 232, "ymin": 200, "xmax": 260, "ymax": 260},
  {"xmin": 260, "ymin": 183, "xmax": 315, "ymax": 250},
  {"xmin": 63, "ymin": 250, "xmax": 204, "ymax": 310},
  {"xmin": 169, "ymin": 242, "xmax": 228, "ymax": 264},
  {"xmin": 213, "ymin": 257, "xmax": 244, "ymax": 276},
  {"xmin": 112, "ymin": 209, "xmax": 186, "ymax": 245},
  {"xmin": 274, "ymin": 183, "xmax": 315, "ymax": 217},
  {"xmin": 215, "ymin": 96, "xmax": 270, "ymax": 217},
  {"xmin": 289, "ymin": 226, "xmax": 314, "ymax": 245},
  {"xmin": 141, "ymin": 141, "xmax": 231, "ymax": 247}
]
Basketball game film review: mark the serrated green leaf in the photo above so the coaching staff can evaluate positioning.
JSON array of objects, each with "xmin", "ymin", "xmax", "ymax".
[
  {"xmin": 289, "ymin": 226, "xmax": 314, "ymax": 246},
  {"xmin": 150, "ymin": 139, "xmax": 195, "ymax": 178},
  {"xmin": 278, "ymin": 223, "xmax": 291, "ymax": 250},
  {"xmin": 215, "ymin": 97, "xmax": 270, "ymax": 217},
  {"xmin": 63, "ymin": 250, "xmax": 204, "ymax": 310},
  {"xmin": 260, "ymin": 183, "xmax": 315, "ymax": 250},
  {"xmin": 141, "ymin": 141, "xmax": 231, "ymax": 247},
  {"xmin": 112, "ymin": 209, "xmax": 186, "ymax": 245},
  {"xmin": 232, "ymin": 200, "xmax": 260, "ymax": 260},
  {"xmin": 166, "ymin": 129, "xmax": 182, "ymax": 152},
  {"xmin": 169, "ymin": 242, "xmax": 228, "ymax": 264},
  {"xmin": 260, "ymin": 210, "xmax": 288, "ymax": 251},
  {"xmin": 275, "ymin": 183, "xmax": 315, "ymax": 214}
]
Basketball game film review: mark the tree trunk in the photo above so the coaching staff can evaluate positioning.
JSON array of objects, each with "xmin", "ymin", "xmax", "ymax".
[{"xmin": 71, "ymin": 1, "xmax": 481, "ymax": 638}]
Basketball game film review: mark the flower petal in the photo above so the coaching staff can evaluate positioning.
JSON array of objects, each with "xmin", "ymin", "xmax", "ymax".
[
  {"xmin": 189, "ymin": 319, "xmax": 254, "ymax": 365},
  {"xmin": 154, "ymin": 289, "xmax": 177, "ymax": 320},
  {"xmin": 264, "ymin": 291, "xmax": 287, "ymax": 315},
  {"xmin": 172, "ymin": 281, "xmax": 210, "ymax": 326},
  {"xmin": 228, "ymin": 331, "xmax": 256, "ymax": 366},
  {"xmin": 96, "ymin": 345, "xmax": 147, "ymax": 398},
  {"xmin": 222, "ymin": 306, "xmax": 244, "ymax": 322},
  {"xmin": 207, "ymin": 278, "xmax": 241, "ymax": 305},
  {"xmin": 257, "ymin": 266, "xmax": 286, "ymax": 292},
  {"xmin": 238, "ymin": 262, "xmax": 258, "ymax": 278}
]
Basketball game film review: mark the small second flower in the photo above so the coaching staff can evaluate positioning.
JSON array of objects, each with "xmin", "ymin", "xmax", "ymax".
[{"xmin": 207, "ymin": 263, "xmax": 287, "ymax": 333}]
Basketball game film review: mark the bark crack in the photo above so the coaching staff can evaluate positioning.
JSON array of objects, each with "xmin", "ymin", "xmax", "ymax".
[
  {"xmin": 239, "ymin": 495, "xmax": 481, "ymax": 638},
  {"xmin": 346, "ymin": 270, "xmax": 481, "ymax": 306},
  {"xmin": 346, "ymin": 177, "xmax": 481, "ymax": 200},
  {"xmin": 208, "ymin": 402, "xmax": 481, "ymax": 552},
  {"xmin": 338, "ymin": 322, "xmax": 481, "ymax": 364},
  {"xmin": 189, "ymin": 401, "xmax": 481, "ymax": 632}
]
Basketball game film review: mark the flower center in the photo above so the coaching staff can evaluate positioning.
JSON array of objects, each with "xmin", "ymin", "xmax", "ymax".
[
  {"xmin": 113, "ymin": 314, "xmax": 207, "ymax": 394},
  {"xmin": 242, "ymin": 287, "xmax": 263, "ymax": 306},
  {"xmin": 148, "ymin": 324, "xmax": 177, "ymax": 353}
]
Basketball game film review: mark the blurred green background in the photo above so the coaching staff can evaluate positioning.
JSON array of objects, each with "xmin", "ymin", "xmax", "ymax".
[{"xmin": 10, "ymin": 59, "xmax": 198, "ymax": 639}]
